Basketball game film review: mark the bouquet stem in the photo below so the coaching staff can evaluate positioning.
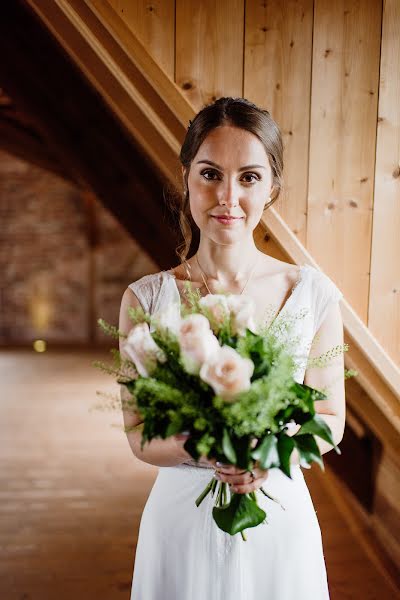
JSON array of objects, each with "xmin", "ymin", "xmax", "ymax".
[
  {"xmin": 195, "ymin": 475, "xmax": 283, "ymax": 541},
  {"xmin": 195, "ymin": 477, "xmax": 215, "ymax": 507}
]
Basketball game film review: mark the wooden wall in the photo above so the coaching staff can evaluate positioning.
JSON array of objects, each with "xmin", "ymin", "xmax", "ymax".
[{"xmin": 107, "ymin": 0, "xmax": 400, "ymax": 367}]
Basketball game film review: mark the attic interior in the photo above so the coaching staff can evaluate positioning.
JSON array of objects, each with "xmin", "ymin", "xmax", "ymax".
[{"xmin": 1, "ymin": 1, "xmax": 399, "ymax": 599}]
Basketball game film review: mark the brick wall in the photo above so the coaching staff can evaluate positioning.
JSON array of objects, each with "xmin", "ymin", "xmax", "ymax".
[{"xmin": 0, "ymin": 149, "xmax": 158, "ymax": 346}]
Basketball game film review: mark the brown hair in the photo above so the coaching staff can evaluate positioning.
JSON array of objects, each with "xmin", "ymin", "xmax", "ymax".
[{"xmin": 166, "ymin": 96, "xmax": 284, "ymax": 264}]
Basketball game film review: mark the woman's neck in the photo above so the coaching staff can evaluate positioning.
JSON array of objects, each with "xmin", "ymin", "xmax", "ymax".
[{"xmin": 190, "ymin": 241, "xmax": 261, "ymax": 286}]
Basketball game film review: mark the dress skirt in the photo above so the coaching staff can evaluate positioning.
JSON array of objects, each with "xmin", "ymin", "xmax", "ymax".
[{"xmin": 130, "ymin": 463, "xmax": 330, "ymax": 600}]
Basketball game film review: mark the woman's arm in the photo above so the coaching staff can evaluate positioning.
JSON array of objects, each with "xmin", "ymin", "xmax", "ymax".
[
  {"xmin": 119, "ymin": 287, "xmax": 192, "ymax": 467},
  {"xmin": 303, "ymin": 300, "xmax": 346, "ymax": 449}
]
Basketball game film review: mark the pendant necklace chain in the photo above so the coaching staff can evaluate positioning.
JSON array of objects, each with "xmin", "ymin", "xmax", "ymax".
[{"xmin": 185, "ymin": 252, "xmax": 260, "ymax": 296}]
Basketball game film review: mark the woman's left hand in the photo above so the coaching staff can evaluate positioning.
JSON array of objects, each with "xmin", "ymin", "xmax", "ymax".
[{"xmin": 210, "ymin": 459, "xmax": 269, "ymax": 494}]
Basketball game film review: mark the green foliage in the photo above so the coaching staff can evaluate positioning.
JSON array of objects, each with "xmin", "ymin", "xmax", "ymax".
[
  {"xmin": 97, "ymin": 318, "xmax": 126, "ymax": 340},
  {"xmin": 212, "ymin": 493, "xmax": 266, "ymax": 535},
  {"xmin": 127, "ymin": 305, "xmax": 150, "ymax": 326},
  {"xmin": 306, "ymin": 343, "xmax": 349, "ymax": 368},
  {"xmin": 216, "ymin": 351, "xmax": 297, "ymax": 438}
]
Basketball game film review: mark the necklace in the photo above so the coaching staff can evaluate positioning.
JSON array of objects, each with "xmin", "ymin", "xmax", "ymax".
[{"xmin": 191, "ymin": 252, "xmax": 260, "ymax": 296}]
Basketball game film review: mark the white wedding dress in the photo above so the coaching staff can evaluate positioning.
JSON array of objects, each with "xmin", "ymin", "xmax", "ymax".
[{"xmin": 127, "ymin": 264, "xmax": 343, "ymax": 600}]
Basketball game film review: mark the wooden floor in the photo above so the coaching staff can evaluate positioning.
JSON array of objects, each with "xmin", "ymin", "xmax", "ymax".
[{"xmin": 1, "ymin": 349, "xmax": 398, "ymax": 600}]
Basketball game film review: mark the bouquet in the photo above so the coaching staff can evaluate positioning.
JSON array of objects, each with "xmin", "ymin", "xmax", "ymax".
[{"xmin": 94, "ymin": 281, "xmax": 353, "ymax": 541}]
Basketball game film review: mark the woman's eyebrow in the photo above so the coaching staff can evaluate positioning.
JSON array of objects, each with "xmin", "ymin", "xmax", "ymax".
[{"xmin": 195, "ymin": 159, "xmax": 266, "ymax": 171}]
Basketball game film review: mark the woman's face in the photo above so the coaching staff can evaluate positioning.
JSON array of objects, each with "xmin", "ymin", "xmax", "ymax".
[{"xmin": 183, "ymin": 125, "xmax": 273, "ymax": 243}]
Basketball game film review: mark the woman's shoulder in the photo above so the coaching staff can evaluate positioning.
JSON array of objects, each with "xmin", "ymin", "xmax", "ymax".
[
  {"xmin": 257, "ymin": 257, "xmax": 304, "ymax": 285},
  {"xmin": 260, "ymin": 258, "xmax": 341, "ymax": 301},
  {"xmin": 125, "ymin": 271, "xmax": 167, "ymax": 311},
  {"xmin": 128, "ymin": 270, "xmax": 164, "ymax": 289}
]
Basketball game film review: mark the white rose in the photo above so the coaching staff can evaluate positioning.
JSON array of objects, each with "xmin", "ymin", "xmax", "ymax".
[
  {"xmin": 152, "ymin": 302, "xmax": 181, "ymax": 336},
  {"xmin": 199, "ymin": 294, "xmax": 230, "ymax": 329},
  {"xmin": 122, "ymin": 322, "xmax": 166, "ymax": 377},
  {"xmin": 199, "ymin": 345, "xmax": 254, "ymax": 402},
  {"xmin": 226, "ymin": 294, "xmax": 258, "ymax": 336},
  {"xmin": 178, "ymin": 313, "xmax": 220, "ymax": 375}
]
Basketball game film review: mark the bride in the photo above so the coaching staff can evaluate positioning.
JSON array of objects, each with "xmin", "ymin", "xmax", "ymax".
[{"xmin": 119, "ymin": 97, "xmax": 345, "ymax": 599}]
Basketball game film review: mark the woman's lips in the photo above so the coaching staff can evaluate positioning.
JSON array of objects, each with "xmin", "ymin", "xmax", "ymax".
[{"xmin": 211, "ymin": 216, "xmax": 243, "ymax": 225}]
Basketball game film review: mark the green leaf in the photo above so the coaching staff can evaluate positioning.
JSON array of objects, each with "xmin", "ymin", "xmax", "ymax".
[
  {"xmin": 277, "ymin": 433, "xmax": 295, "ymax": 478},
  {"xmin": 296, "ymin": 414, "xmax": 341, "ymax": 454},
  {"xmin": 165, "ymin": 418, "xmax": 184, "ymax": 437},
  {"xmin": 212, "ymin": 493, "xmax": 266, "ymax": 535},
  {"xmin": 251, "ymin": 434, "xmax": 280, "ymax": 470},
  {"xmin": 222, "ymin": 428, "xmax": 237, "ymax": 464},
  {"xmin": 293, "ymin": 434, "xmax": 324, "ymax": 470}
]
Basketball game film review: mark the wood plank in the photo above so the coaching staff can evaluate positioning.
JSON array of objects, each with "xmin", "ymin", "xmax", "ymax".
[
  {"xmin": 308, "ymin": 0, "xmax": 382, "ymax": 320},
  {"xmin": 106, "ymin": 0, "xmax": 175, "ymax": 79},
  {"xmin": 244, "ymin": 0, "xmax": 314, "ymax": 246},
  {"xmin": 175, "ymin": 0, "xmax": 244, "ymax": 109},
  {"xmin": 369, "ymin": 0, "xmax": 400, "ymax": 364}
]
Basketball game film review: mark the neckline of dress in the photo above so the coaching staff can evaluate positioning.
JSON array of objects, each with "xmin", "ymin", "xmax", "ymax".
[{"xmin": 161, "ymin": 264, "xmax": 311, "ymax": 322}]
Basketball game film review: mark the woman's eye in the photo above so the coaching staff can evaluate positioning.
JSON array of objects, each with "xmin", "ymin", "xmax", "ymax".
[
  {"xmin": 200, "ymin": 170, "xmax": 260, "ymax": 183},
  {"xmin": 242, "ymin": 173, "xmax": 259, "ymax": 184},
  {"xmin": 201, "ymin": 169, "xmax": 219, "ymax": 180}
]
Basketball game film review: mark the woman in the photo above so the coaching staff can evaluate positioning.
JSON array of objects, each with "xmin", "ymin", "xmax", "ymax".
[{"xmin": 119, "ymin": 97, "xmax": 345, "ymax": 599}]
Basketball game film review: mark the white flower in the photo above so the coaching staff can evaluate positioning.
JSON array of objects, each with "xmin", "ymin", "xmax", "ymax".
[
  {"xmin": 199, "ymin": 345, "xmax": 254, "ymax": 402},
  {"xmin": 226, "ymin": 294, "xmax": 258, "ymax": 336},
  {"xmin": 178, "ymin": 313, "xmax": 220, "ymax": 375},
  {"xmin": 199, "ymin": 294, "xmax": 230, "ymax": 328},
  {"xmin": 152, "ymin": 302, "xmax": 181, "ymax": 336},
  {"xmin": 122, "ymin": 322, "xmax": 166, "ymax": 377}
]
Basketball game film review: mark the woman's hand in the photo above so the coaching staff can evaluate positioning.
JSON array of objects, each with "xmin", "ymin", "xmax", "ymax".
[{"xmin": 200, "ymin": 456, "xmax": 269, "ymax": 494}]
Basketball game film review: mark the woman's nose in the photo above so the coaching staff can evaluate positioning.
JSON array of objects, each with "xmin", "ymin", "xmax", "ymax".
[{"xmin": 218, "ymin": 182, "xmax": 240, "ymax": 206}]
